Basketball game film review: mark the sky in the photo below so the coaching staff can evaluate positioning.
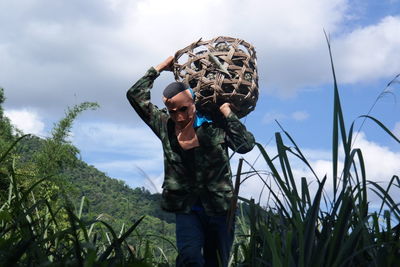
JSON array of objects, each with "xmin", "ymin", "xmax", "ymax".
[{"xmin": 1, "ymin": 0, "xmax": 400, "ymax": 206}]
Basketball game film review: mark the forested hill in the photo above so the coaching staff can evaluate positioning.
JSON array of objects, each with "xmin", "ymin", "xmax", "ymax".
[
  {"xmin": 70, "ymin": 160, "xmax": 175, "ymax": 223},
  {"xmin": 17, "ymin": 134, "xmax": 175, "ymax": 225}
]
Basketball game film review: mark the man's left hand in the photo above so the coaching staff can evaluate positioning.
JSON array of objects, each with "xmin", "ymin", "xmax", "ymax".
[
  {"xmin": 155, "ymin": 56, "xmax": 174, "ymax": 73},
  {"xmin": 219, "ymin": 103, "xmax": 232, "ymax": 117}
]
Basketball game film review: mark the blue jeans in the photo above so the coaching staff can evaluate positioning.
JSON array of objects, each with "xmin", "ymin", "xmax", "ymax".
[{"xmin": 175, "ymin": 210, "xmax": 234, "ymax": 267}]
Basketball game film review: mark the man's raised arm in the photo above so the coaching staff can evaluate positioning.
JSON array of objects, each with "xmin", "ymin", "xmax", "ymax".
[{"xmin": 126, "ymin": 56, "xmax": 174, "ymax": 137}]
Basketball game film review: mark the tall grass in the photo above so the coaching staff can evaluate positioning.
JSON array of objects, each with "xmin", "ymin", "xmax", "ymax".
[
  {"xmin": 0, "ymin": 149, "xmax": 148, "ymax": 265},
  {"xmin": 230, "ymin": 36, "xmax": 400, "ymax": 266},
  {"xmin": 0, "ymin": 103, "xmax": 174, "ymax": 266}
]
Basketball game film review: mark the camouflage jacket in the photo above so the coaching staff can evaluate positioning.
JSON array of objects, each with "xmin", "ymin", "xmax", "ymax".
[{"xmin": 126, "ymin": 67, "xmax": 255, "ymax": 215}]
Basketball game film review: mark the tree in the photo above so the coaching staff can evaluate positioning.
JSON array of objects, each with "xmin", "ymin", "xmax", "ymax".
[{"xmin": 0, "ymin": 88, "xmax": 14, "ymax": 150}]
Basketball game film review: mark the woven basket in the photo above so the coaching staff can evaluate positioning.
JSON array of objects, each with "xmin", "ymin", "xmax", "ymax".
[{"xmin": 173, "ymin": 36, "xmax": 259, "ymax": 118}]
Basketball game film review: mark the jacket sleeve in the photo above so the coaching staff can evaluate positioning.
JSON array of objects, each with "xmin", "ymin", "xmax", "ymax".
[
  {"xmin": 223, "ymin": 112, "xmax": 255, "ymax": 154},
  {"xmin": 126, "ymin": 67, "xmax": 169, "ymax": 138}
]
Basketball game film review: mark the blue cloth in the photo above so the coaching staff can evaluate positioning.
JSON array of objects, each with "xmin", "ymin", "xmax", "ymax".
[
  {"xmin": 175, "ymin": 210, "xmax": 235, "ymax": 267},
  {"xmin": 194, "ymin": 111, "xmax": 212, "ymax": 128},
  {"xmin": 187, "ymin": 88, "xmax": 213, "ymax": 128}
]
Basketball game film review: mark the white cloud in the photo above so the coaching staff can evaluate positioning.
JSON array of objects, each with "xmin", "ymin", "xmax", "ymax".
[
  {"xmin": 2, "ymin": 0, "xmax": 399, "ymax": 117},
  {"xmin": 292, "ymin": 111, "xmax": 310, "ymax": 121},
  {"xmin": 262, "ymin": 110, "xmax": 309, "ymax": 124},
  {"xmin": 0, "ymin": 0, "xmax": 351, "ymax": 112},
  {"xmin": 124, "ymin": 0, "xmax": 349, "ymax": 97},
  {"xmin": 351, "ymin": 132, "xmax": 400, "ymax": 182},
  {"xmin": 334, "ymin": 16, "xmax": 400, "ymax": 84},
  {"xmin": 4, "ymin": 108, "xmax": 46, "ymax": 136},
  {"xmin": 262, "ymin": 111, "xmax": 287, "ymax": 124},
  {"xmin": 301, "ymin": 148, "xmax": 332, "ymax": 161},
  {"xmin": 3, "ymin": 0, "xmax": 399, "ymax": 115},
  {"xmin": 72, "ymin": 122, "xmax": 162, "ymax": 156}
]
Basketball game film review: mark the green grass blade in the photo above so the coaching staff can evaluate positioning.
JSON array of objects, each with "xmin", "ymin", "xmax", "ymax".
[
  {"xmin": 326, "ymin": 188, "xmax": 353, "ymax": 266},
  {"xmin": 275, "ymin": 132, "xmax": 301, "ymax": 208},
  {"xmin": 78, "ymin": 196, "xmax": 86, "ymax": 219},
  {"xmin": 276, "ymin": 120, "xmax": 320, "ymax": 180},
  {"xmin": 359, "ymin": 115, "xmax": 400, "ymax": 143},
  {"xmin": 99, "ymin": 215, "xmax": 145, "ymax": 261},
  {"xmin": 0, "ymin": 134, "xmax": 29, "ymax": 162},
  {"xmin": 301, "ymin": 177, "xmax": 312, "ymax": 209},
  {"xmin": 265, "ymin": 230, "xmax": 282, "ymax": 267},
  {"xmin": 228, "ymin": 158, "xmax": 243, "ymax": 232},
  {"xmin": 369, "ymin": 180, "xmax": 400, "ymax": 220},
  {"xmin": 325, "ymin": 31, "xmax": 348, "ymax": 198},
  {"xmin": 255, "ymin": 143, "xmax": 295, "ymax": 211},
  {"xmin": 304, "ymin": 176, "xmax": 326, "ymax": 266}
]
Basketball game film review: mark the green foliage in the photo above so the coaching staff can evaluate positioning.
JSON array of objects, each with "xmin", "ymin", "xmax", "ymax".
[
  {"xmin": 0, "ymin": 137, "xmax": 175, "ymax": 266},
  {"xmin": 0, "ymin": 88, "xmax": 17, "ymax": 203},
  {"xmin": 35, "ymin": 102, "xmax": 99, "ymax": 178},
  {"xmin": 20, "ymin": 102, "xmax": 100, "ymax": 230},
  {"xmin": 0, "ymin": 154, "xmax": 150, "ymax": 265},
  {"xmin": 0, "ymin": 90, "xmax": 175, "ymax": 266},
  {"xmin": 65, "ymin": 160, "xmax": 175, "ymax": 225},
  {"xmin": 0, "ymin": 88, "xmax": 15, "ymax": 152}
]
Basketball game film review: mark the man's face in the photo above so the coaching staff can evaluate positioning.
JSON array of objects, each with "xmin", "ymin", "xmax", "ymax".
[{"xmin": 164, "ymin": 90, "xmax": 195, "ymax": 129}]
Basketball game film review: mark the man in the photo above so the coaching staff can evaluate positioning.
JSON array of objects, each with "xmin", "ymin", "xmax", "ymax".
[{"xmin": 126, "ymin": 56, "xmax": 255, "ymax": 266}]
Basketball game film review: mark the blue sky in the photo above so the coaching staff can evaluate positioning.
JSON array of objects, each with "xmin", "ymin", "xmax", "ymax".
[{"xmin": 1, "ymin": 0, "xmax": 399, "ymax": 203}]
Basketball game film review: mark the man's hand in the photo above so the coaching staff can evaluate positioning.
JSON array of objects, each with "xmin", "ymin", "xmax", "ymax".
[
  {"xmin": 154, "ymin": 56, "xmax": 174, "ymax": 73},
  {"xmin": 219, "ymin": 103, "xmax": 232, "ymax": 117}
]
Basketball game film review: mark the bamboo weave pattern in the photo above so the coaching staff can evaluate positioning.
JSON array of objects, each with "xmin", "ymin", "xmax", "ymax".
[{"xmin": 174, "ymin": 36, "xmax": 259, "ymax": 118}]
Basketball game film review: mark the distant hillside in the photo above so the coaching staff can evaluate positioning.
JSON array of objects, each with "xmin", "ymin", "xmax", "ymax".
[
  {"xmin": 16, "ymin": 135, "xmax": 176, "ymax": 237},
  {"xmin": 68, "ymin": 159, "xmax": 175, "ymax": 224}
]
